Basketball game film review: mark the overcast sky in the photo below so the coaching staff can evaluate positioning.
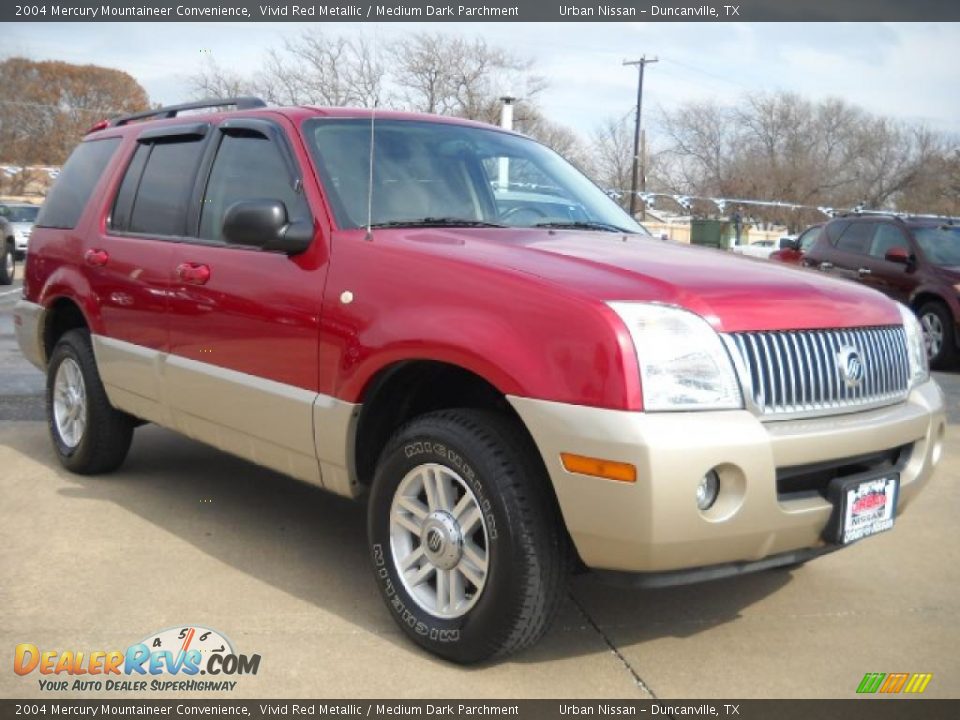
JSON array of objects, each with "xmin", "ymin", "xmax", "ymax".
[{"xmin": 5, "ymin": 22, "xmax": 959, "ymax": 138}]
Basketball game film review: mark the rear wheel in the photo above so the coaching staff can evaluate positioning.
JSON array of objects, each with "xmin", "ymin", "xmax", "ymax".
[
  {"xmin": 367, "ymin": 409, "xmax": 567, "ymax": 663},
  {"xmin": 918, "ymin": 302, "xmax": 957, "ymax": 370},
  {"xmin": 46, "ymin": 329, "xmax": 135, "ymax": 474},
  {"xmin": 0, "ymin": 242, "xmax": 14, "ymax": 285}
]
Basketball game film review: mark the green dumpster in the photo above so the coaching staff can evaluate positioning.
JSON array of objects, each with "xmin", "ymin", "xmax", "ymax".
[{"xmin": 690, "ymin": 219, "xmax": 730, "ymax": 249}]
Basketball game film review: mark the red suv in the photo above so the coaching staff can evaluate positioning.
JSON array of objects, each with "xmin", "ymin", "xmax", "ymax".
[
  {"xmin": 15, "ymin": 99, "xmax": 946, "ymax": 663},
  {"xmin": 804, "ymin": 214, "xmax": 960, "ymax": 369}
]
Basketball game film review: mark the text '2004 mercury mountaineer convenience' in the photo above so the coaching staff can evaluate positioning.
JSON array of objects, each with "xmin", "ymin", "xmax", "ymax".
[{"xmin": 14, "ymin": 98, "xmax": 946, "ymax": 663}]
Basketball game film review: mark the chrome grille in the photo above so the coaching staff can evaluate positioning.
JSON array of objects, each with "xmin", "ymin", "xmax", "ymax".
[{"xmin": 725, "ymin": 326, "xmax": 910, "ymax": 418}]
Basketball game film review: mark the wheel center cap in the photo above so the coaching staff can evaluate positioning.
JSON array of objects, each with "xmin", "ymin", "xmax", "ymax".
[{"xmin": 421, "ymin": 512, "xmax": 463, "ymax": 570}]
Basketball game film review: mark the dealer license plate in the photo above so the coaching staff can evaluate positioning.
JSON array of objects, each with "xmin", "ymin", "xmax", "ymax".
[{"xmin": 839, "ymin": 474, "xmax": 899, "ymax": 545}]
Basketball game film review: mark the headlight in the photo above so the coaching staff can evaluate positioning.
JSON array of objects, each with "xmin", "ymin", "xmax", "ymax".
[
  {"xmin": 898, "ymin": 303, "xmax": 929, "ymax": 387},
  {"xmin": 608, "ymin": 302, "xmax": 742, "ymax": 411}
]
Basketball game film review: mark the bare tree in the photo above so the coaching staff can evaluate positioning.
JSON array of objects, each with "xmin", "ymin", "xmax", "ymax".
[
  {"xmin": 650, "ymin": 91, "xmax": 959, "ymax": 216},
  {"xmin": 590, "ymin": 116, "xmax": 635, "ymax": 198},
  {"xmin": 390, "ymin": 34, "xmax": 542, "ymax": 120},
  {"xmin": 189, "ymin": 58, "xmax": 256, "ymax": 99}
]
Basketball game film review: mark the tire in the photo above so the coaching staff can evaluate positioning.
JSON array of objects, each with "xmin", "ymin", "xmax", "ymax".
[
  {"xmin": 0, "ymin": 241, "xmax": 14, "ymax": 285},
  {"xmin": 368, "ymin": 409, "xmax": 567, "ymax": 664},
  {"xmin": 46, "ymin": 328, "xmax": 135, "ymax": 474},
  {"xmin": 917, "ymin": 302, "xmax": 958, "ymax": 370}
]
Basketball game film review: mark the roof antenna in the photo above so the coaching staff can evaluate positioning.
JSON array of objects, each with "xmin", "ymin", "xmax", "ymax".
[{"xmin": 364, "ymin": 25, "xmax": 378, "ymax": 241}]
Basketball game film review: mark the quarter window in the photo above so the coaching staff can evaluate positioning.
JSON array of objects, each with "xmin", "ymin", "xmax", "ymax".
[{"xmin": 36, "ymin": 138, "xmax": 121, "ymax": 229}]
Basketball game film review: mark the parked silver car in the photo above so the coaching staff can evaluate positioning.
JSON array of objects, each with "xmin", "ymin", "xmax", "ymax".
[{"xmin": 0, "ymin": 202, "xmax": 40, "ymax": 259}]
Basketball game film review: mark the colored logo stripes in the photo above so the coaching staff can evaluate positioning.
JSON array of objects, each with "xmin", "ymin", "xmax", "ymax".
[{"xmin": 857, "ymin": 672, "xmax": 933, "ymax": 694}]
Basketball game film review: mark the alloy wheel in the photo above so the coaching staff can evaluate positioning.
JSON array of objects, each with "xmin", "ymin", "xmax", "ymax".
[
  {"xmin": 389, "ymin": 463, "xmax": 489, "ymax": 619},
  {"xmin": 53, "ymin": 358, "xmax": 88, "ymax": 448}
]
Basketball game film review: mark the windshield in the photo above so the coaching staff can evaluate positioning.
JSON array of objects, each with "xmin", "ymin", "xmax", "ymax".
[
  {"xmin": 304, "ymin": 119, "xmax": 645, "ymax": 234},
  {"xmin": 1, "ymin": 205, "xmax": 39, "ymax": 223},
  {"xmin": 914, "ymin": 226, "xmax": 960, "ymax": 266}
]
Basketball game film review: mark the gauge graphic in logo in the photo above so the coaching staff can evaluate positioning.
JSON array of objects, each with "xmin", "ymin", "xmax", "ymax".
[{"xmin": 140, "ymin": 625, "xmax": 234, "ymax": 661}]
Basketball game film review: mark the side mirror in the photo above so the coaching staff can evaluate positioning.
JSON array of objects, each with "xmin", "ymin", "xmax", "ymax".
[
  {"xmin": 884, "ymin": 246, "xmax": 911, "ymax": 265},
  {"xmin": 222, "ymin": 200, "xmax": 313, "ymax": 255}
]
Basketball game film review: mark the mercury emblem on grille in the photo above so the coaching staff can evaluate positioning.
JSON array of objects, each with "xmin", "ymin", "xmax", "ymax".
[{"xmin": 837, "ymin": 346, "xmax": 865, "ymax": 388}]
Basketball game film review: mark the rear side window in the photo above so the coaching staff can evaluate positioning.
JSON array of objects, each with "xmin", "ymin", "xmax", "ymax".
[
  {"xmin": 36, "ymin": 138, "xmax": 121, "ymax": 229},
  {"xmin": 126, "ymin": 138, "xmax": 206, "ymax": 237},
  {"xmin": 835, "ymin": 222, "xmax": 875, "ymax": 255},
  {"xmin": 825, "ymin": 221, "xmax": 850, "ymax": 246}
]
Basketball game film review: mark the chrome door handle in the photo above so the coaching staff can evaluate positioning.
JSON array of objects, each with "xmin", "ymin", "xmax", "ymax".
[
  {"xmin": 819, "ymin": 262, "xmax": 834, "ymax": 271},
  {"xmin": 858, "ymin": 267, "xmax": 871, "ymax": 276}
]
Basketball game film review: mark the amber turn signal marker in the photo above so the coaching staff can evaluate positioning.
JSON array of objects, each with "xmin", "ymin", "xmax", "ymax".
[{"xmin": 560, "ymin": 453, "xmax": 637, "ymax": 483}]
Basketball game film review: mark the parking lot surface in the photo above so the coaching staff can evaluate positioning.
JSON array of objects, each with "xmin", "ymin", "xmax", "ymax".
[{"xmin": 2, "ymin": 270, "xmax": 958, "ymax": 699}]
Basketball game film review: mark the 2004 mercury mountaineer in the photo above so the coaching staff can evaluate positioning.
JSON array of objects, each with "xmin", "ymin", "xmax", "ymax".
[{"xmin": 14, "ymin": 98, "xmax": 946, "ymax": 663}]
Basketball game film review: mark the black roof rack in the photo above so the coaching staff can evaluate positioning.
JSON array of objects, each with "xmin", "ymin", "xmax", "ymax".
[{"xmin": 110, "ymin": 97, "xmax": 267, "ymax": 127}]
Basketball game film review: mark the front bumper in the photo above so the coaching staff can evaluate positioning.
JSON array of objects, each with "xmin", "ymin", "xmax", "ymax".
[{"xmin": 509, "ymin": 378, "xmax": 946, "ymax": 575}]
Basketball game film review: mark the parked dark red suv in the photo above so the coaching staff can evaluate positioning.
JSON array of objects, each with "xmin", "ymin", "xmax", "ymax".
[{"xmin": 804, "ymin": 214, "xmax": 960, "ymax": 368}]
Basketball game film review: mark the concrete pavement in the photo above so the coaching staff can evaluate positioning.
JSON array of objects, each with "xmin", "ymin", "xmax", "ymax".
[{"xmin": 1, "ymin": 272, "xmax": 958, "ymax": 699}]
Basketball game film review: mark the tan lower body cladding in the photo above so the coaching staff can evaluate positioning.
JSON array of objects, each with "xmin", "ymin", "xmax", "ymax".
[{"xmin": 91, "ymin": 335, "xmax": 360, "ymax": 498}]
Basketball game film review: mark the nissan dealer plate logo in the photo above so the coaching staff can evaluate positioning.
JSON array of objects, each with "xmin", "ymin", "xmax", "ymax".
[{"xmin": 837, "ymin": 346, "xmax": 865, "ymax": 388}]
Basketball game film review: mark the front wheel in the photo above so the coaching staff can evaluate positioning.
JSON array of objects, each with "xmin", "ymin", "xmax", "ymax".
[
  {"xmin": 46, "ymin": 329, "xmax": 135, "ymax": 474},
  {"xmin": 918, "ymin": 302, "xmax": 958, "ymax": 370},
  {"xmin": 368, "ymin": 409, "xmax": 567, "ymax": 663},
  {"xmin": 0, "ymin": 242, "xmax": 14, "ymax": 285}
]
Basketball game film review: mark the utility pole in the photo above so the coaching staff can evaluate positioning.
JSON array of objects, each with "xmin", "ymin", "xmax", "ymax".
[{"xmin": 623, "ymin": 56, "xmax": 658, "ymax": 219}]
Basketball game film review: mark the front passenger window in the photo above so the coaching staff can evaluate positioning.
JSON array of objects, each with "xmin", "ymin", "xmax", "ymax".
[
  {"xmin": 869, "ymin": 224, "xmax": 909, "ymax": 260},
  {"xmin": 199, "ymin": 131, "xmax": 308, "ymax": 242}
]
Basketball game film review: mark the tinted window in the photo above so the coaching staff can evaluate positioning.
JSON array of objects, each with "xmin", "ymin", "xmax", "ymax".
[
  {"xmin": 128, "ymin": 138, "xmax": 205, "ymax": 236},
  {"xmin": 109, "ymin": 144, "xmax": 149, "ymax": 232},
  {"xmin": 798, "ymin": 226, "xmax": 822, "ymax": 252},
  {"xmin": 869, "ymin": 224, "xmax": 909, "ymax": 260},
  {"xmin": 36, "ymin": 138, "xmax": 120, "ymax": 229},
  {"xmin": 199, "ymin": 132, "xmax": 307, "ymax": 242},
  {"xmin": 825, "ymin": 220, "xmax": 850, "ymax": 246},
  {"xmin": 914, "ymin": 226, "xmax": 960, "ymax": 266},
  {"xmin": 835, "ymin": 222, "xmax": 875, "ymax": 255}
]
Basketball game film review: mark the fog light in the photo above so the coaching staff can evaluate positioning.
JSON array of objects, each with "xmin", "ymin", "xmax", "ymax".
[{"xmin": 696, "ymin": 471, "xmax": 720, "ymax": 511}]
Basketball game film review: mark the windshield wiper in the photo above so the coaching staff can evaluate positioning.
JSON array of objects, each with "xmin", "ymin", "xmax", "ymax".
[
  {"xmin": 533, "ymin": 220, "xmax": 631, "ymax": 233},
  {"xmin": 369, "ymin": 217, "xmax": 506, "ymax": 229}
]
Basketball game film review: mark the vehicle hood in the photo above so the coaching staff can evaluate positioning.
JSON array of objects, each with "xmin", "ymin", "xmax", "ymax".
[
  {"xmin": 11, "ymin": 222, "xmax": 33, "ymax": 232},
  {"xmin": 397, "ymin": 228, "xmax": 902, "ymax": 333}
]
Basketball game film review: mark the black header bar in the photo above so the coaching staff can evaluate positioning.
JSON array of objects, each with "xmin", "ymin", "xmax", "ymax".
[{"xmin": 3, "ymin": 0, "xmax": 960, "ymax": 22}]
